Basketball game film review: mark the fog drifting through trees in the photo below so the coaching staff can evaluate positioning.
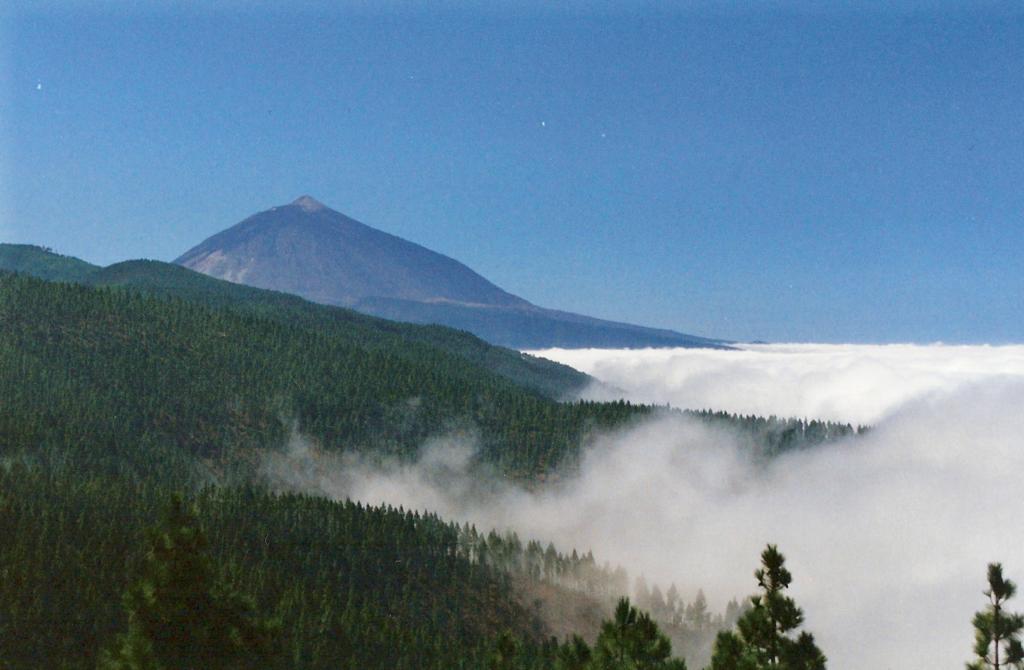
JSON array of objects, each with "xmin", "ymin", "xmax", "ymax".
[{"xmin": 266, "ymin": 344, "xmax": 1024, "ymax": 669}]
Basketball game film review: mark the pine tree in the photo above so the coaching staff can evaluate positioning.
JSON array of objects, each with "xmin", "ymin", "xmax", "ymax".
[
  {"xmin": 686, "ymin": 589, "xmax": 711, "ymax": 633},
  {"xmin": 99, "ymin": 495, "xmax": 279, "ymax": 670},
  {"xmin": 488, "ymin": 630, "xmax": 522, "ymax": 670},
  {"xmin": 709, "ymin": 545, "xmax": 825, "ymax": 670},
  {"xmin": 592, "ymin": 597, "xmax": 687, "ymax": 670},
  {"xmin": 556, "ymin": 635, "xmax": 592, "ymax": 670},
  {"xmin": 968, "ymin": 563, "xmax": 1024, "ymax": 670},
  {"xmin": 709, "ymin": 629, "xmax": 759, "ymax": 670}
]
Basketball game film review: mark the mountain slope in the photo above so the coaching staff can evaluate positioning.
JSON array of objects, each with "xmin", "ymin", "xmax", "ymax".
[
  {"xmin": 0, "ymin": 244, "xmax": 587, "ymax": 399},
  {"xmin": 0, "ymin": 463, "xmax": 550, "ymax": 670},
  {"xmin": 175, "ymin": 195, "xmax": 526, "ymax": 309},
  {"xmin": 0, "ymin": 269, "xmax": 851, "ymax": 670},
  {"xmin": 0, "ymin": 270, "xmax": 650, "ymax": 476},
  {"xmin": 175, "ymin": 197, "xmax": 730, "ymax": 349},
  {"xmin": 357, "ymin": 296, "xmax": 725, "ymax": 350}
]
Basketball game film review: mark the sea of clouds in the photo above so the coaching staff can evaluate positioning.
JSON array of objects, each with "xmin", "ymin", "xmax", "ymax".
[
  {"xmin": 535, "ymin": 343, "xmax": 1024, "ymax": 425},
  {"xmin": 269, "ymin": 343, "xmax": 1024, "ymax": 669}
]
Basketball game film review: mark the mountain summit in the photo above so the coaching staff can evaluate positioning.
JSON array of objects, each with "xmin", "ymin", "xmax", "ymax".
[
  {"xmin": 291, "ymin": 195, "xmax": 327, "ymax": 212},
  {"xmin": 175, "ymin": 196, "xmax": 525, "ymax": 309},
  {"xmin": 175, "ymin": 197, "xmax": 727, "ymax": 349}
]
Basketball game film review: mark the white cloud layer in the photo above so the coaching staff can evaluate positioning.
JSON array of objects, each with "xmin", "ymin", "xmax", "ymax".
[
  {"xmin": 531, "ymin": 343, "xmax": 1024, "ymax": 425},
  {"xmin": 270, "ymin": 344, "xmax": 1024, "ymax": 669}
]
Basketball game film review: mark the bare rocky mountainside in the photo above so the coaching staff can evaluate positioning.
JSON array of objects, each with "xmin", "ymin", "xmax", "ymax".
[{"xmin": 175, "ymin": 196, "xmax": 728, "ymax": 349}]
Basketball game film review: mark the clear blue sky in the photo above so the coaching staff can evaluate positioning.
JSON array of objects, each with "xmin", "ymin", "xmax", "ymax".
[{"xmin": 2, "ymin": 2, "xmax": 1022, "ymax": 343}]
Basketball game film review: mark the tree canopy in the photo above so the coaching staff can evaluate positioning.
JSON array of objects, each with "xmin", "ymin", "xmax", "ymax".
[
  {"xmin": 709, "ymin": 545, "xmax": 826, "ymax": 670},
  {"xmin": 968, "ymin": 563, "xmax": 1024, "ymax": 670},
  {"xmin": 100, "ymin": 496, "xmax": 279, "ymax": 670}
]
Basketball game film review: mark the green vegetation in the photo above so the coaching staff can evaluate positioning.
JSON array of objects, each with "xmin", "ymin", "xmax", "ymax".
[
  {"xmin": 709, "ymin": 545, "xmax": 826, "ymax": 670},
  {"xmin": 0, "ymin": 243, "xmax": 100, "ymax": 282},
  {"xmin": 969, "ymin": 564, "xmax": 1024, "ymax": 670},
  {"xmin": 0, "ymin": 243, "xmax": 1010, "ymax": 670},
  {"xmin": 0, "ymin": 244, "xmax": 588, "ymax": 399},
  {"xmin": 454, "ymin": 527, "xmax": 742, "ymax": 669},
  {"xmin": 686, "ymin": 410, "xmax": 863, "ymax": 459},
  {"xmin": 0, "ymin": 256, "xmax": 866, "ymax": 669},
  {"xmin": 0, "ymin": 270, "xmax": 853, "ymax": 482},
  {"xmin": 0, "ymin": 271, "xmax": 647, "ymax": 479},
  {"xmin": 87, "ymin": 260, "xmax": 590, "ymax": 399},
  {"xmin": 530, "ymin": 597, "xmax": 689, "ymax": 670},
  {"xmin": 589, "ymin": 598, "xmax": 687, "ymax": 669},
  {"xmin": 99, "ymin": 496, "xmax": 279, "ymax": 669},
  {"xmin": 0, "ymin": 269, "xmax": 701, "ymax": 669},
  {"xmin": 0, "ymin": 460, "xmax": 546, "ymax": 669}
]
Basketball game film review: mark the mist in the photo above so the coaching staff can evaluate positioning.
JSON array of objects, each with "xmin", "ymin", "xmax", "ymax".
[{"xmin": 267, "ymin": 344, "xmax": 1024, "ymax": 669}]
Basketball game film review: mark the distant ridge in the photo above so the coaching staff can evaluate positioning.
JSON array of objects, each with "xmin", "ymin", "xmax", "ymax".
[
  {"xmin": 0, "ymin": 243, "xmax": 99, "ymax": 282},
  {"xmin": 175, "ymin": 197, "xmax": 729, "ymax": 350}
]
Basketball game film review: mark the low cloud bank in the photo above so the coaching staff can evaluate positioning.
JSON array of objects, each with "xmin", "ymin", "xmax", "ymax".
[
  {"xmin": 531, "ymin": 343, "xmax": 1024, "ymax": 425},
  {"xmin": 267, "ymin": 344, "xmax": 1024, "ymax": 668}
]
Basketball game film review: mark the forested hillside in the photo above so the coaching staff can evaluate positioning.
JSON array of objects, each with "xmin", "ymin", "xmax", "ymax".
[
  {"xmin": 0, "ymin": 243, "xmax": 100, "ymax": 282},
  {"xmin": 0, "ymin": 267, "xmax": 861, "ymax": 669},
  {"xmin": 0, "ymin": 459, "xmax": 552, "ymax": 669},
  {"xmin": 0, "ymin": 244, "xmax": 588, "ymax": 399},
  {"xmin": 0, "ymin": 270, "xmax": 859, "ymax": 479},
  {"xmin": 1, "ymin": 450, "xmax": 753, "ymax": 669},
  {"xmin": 0, "ymin": 271, "xmax": 650, "ymax": 478}
]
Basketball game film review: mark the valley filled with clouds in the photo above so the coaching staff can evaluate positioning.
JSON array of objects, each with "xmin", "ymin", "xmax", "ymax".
[{"xmin": 296, "ymin": 344, "xmax": 1024, "ymax": 668}]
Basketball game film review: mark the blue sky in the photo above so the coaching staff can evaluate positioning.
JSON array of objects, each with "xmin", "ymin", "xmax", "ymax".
[{"xmin": 2, "ymin": 2, "xmax": 1021, "ymax": 343}]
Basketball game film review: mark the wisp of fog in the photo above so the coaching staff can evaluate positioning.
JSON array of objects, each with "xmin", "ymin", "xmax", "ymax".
[{"xmin": 268, "ymin": 344, "xmax": 1024, "ymax": 669}]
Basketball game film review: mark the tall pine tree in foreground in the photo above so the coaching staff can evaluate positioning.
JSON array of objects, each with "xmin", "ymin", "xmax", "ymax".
[
  {"xmin": 551, "ymin": 598, "xmax": 685, "ymax": 670},
  {"xmin": 709, "ymin": 544, "xmax": 826, "ymax": 670},
  {"xmin": 591, "ymin": 597, "xmax": 687, "ymax": 670},
  {"xmin": 968, "ymin": 563, "xmax": 1024, "ymax": 670},
  {"xmin": 99, "ymin": 495, "xmax": 279, "ymax": 670}
]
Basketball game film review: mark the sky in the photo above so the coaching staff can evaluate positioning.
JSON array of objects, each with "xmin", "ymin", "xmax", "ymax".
[{"xmin": 2, "ymin": 1, "xmax": 1022, "ymax": 343}]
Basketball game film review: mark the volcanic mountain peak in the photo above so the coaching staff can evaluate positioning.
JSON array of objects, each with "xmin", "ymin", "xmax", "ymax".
[
  {"xmin": 175, "ymin": 198, "xmax": 729, "ymax": 349},
  {"xmin": 291, "ymin": 195, "xmax": 327, "ymax": 212},
  {"xmin": 174, "ymin": 197, "xmax": 527, "ymax": 310}
]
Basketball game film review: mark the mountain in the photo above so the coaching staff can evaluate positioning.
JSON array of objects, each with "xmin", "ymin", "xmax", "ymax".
[{"xmin": 175, "ymin": 196, "xmax": 729, "ymax": 349}]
